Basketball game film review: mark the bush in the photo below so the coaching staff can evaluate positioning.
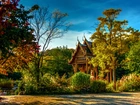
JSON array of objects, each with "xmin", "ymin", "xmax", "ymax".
[
  {"xmin": 117, "ymin": 73, "xmax": 140, "ymax": 92},
  {"xmin": 71, "ymin": 72, "xmax": 90, "ymax": 92},
  {"xmin": 0, "ymin": 79, "xmax": 13, "ymax": 90},
  {"xmin": 106, "ymin": 82, "xmax": 115, "ymax": 92},
  {"xmin": 90, "ymin": 80, "xmax": 106, "ymax": 93},
  {"xmin": 38, "ymin": 73, "xmax": 71, "ymax": 94},
  {"xmin": 15, "ymin": 79, "xmax": 38, "ymax": 95},
  {"xmin": 24, "ymin": 83, "xmax": 37, "ymax": 95}
]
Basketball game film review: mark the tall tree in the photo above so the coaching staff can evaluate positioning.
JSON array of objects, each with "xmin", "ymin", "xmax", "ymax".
[
  {"xmin": 29, "ymin": 7, "xmax": 70, "ymax": 87},
  {"xmin": 0, "ymin": 0, "xmax": 37, "ymax": 57},
  {"xmin": 0, "ymin": 0, "xmax": 39, "ymax": 74},
  {"xmin": 90, "ymin": 9, "xmax": 140, "ymax": 89}
]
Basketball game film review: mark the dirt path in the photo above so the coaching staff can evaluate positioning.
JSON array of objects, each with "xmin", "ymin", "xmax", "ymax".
[{"xmin": 0, "ymin": 92, "xmax": 140, "ymax": 105}]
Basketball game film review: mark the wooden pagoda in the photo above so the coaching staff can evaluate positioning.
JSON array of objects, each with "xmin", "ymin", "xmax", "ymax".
[
  {"xmin": 69, "ymin": 37, "xmax": 117, "ymax": 82},
  {"xmin": 68, "ymin": 38, "xmax": 98, "ymax": 78}
]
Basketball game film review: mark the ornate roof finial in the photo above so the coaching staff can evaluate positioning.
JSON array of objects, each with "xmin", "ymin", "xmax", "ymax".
[
  {"xmin": 82, "ymin": 33, "xmax": 85, "ymax": 41},
  {"xmin": 84, "ymin": 35, "xmax": 87, "ymax": 41},
  {"xmin": 77, "ymin": 36, "xmax": 80, "ymax": 43}
]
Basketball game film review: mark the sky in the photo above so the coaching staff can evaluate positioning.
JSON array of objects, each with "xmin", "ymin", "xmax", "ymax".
[{"xmin": 19, "ymin": 0, "xmax": 140, "ymax": 49}]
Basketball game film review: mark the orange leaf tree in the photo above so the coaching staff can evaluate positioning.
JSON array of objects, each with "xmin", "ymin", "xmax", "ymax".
[{"xmin": 0, "ymin": 0, "xmax": 39, "ymax": 74}]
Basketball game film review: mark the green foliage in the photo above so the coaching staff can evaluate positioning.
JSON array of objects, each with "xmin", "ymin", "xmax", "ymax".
[
  {"xmin": 40, "ymin": 73, "xmax": 71, "ymax": 94},
  {"xmin": 15, "ymin": 67, "xmax": 38, "ymax": 95},
  {"xmin": 15, "ymin": 81, "xmax": 24, "ymax": 95},
  {"xmin": 0, "ymin": 2, "xmax": 37, "ymax": 57},
  {"xmin": 90, "ymin": 80, "xmax": 106, "ymax": 93},
  {"xmin": 117, "ymin": 73, "xmax": 140, "ymax": 92},
  {"xmin": 116, "ymin": 67, "xmax": 130, "ymax": 80},
  {"xmin": 106, "ymin": 82, "xmax": 115, "ymax": 92},
  {"xmin": 44, "ymin": 46, "xmax": 73, "ymax": 77},
  {"xmin": 90, "ymin": 8, "xmax": 140, "ymax": 84},
  {"xmin": 90, "ymin": 9, "xmax": 129, "ymax": 68},
  {"xmin": 24, "ymin": 83, "xmax": 37, "ymax": 95},
  {"xmin": 71, "ymin": 72, "xmax": 90, "ymax": 92},
  {"xmin": 15, "ymin": 80, "xmax": 38, "ymax": 95},
  {"xmin": 54, "ymin": 73, "xmax": 70, "ymax": 86},
  {"xmin": 0, "ymin": 79, "xmax": 13, "ymax": 89},
  {"xmin": 7, "ymin": 72, "xmax": 22, "ymax": 80},
  {"xmin": 125, "ymin": 41, "xmax": 140, "ymax": 73},
  {"xmin": 16, "ymin": 71, "xmax": 71, "ymax": 94}
]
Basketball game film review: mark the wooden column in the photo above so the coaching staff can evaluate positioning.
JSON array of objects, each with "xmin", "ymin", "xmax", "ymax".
[
  {"xmin": 72, "ymin": 64, "xmax": 76, "ymax": 73},
  {"xmin": 75, "ymin": 63, "xmax": 78, "ymax": 73},
  {"xmin": 86, "ymin": 57, "xmax": 88, "ymax": 73}
]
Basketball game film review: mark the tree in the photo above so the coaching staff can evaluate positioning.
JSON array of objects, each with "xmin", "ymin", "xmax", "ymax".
[
  {"xmin": 125, "ymin": 41, "xmax": 140, "ymax": 73},
  {"xmin": 0, "ymin": 0, "xmax": 38, "ymax": 57},
  {"xmin": 90, "ymin": 8, "xmax": 140, "ymax": 89},
  {"xmin": 29, "ymin": 7, "xmax": 70, "ymax": 87},
  {"xmin": 0, "ymin": 0, "xmax": 39, "ymax": 74},
  {"xmin": 44, "ymin": 46, "xmax": 73, "ymax": 77},
  {"xmin": 0, "ymin": 44, "xmax": 36, "ymax": 72}
]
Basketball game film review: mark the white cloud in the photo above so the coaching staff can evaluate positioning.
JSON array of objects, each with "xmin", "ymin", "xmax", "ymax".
[{"xmin": 46, "ymin": 30, "xmax": 92, "ymax": 49}]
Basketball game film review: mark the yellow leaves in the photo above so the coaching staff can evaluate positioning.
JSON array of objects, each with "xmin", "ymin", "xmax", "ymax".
[
  {"xmin": 44, "ymin": 56, "xmax": 54, "ymax": 60},
  {"xmin": 123, "ymin": 58, "xmax": 131, "ymax": 63},
  {"xmin": 103, "ymin": 8, "xmax": 121, "ymax": 18},
  {"xmin": 104, "ymin": 69, "xmax": 110, "ymax": 73}
]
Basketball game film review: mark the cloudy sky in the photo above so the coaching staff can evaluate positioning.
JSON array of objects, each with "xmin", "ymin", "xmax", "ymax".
[{"xmin": 19, "ymin": 0, "xmax": 140, "ymax": 49}]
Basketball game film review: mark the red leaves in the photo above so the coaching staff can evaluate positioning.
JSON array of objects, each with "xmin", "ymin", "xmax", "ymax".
[
  {"xmin": 0, "ymin": 0, "xmax": 37, "ymax": 75},
  {"xmin": 0, "ymin": 67, "xmax": 8, "ymax": 75},
  {"xmin": 24, "ymin": 21, "xmax": 30, "ymax": 26},
  {"xmin": 0, "ymin": 31, "xmax": 4, "ymax": 35},
  {"xmin": 0, "ymin": 0, "xmax": 17, "ymax": 30},
  {"xmin": 34, "ymin": 43, "xmax": 40, "ymax": 53},
  {"xmin": 0, "ymin": 0, "xmax": 19, "ymax": 24},
  {"xmin": 0, "ymin": 44, "xmax": 35, "ymax": 73}
]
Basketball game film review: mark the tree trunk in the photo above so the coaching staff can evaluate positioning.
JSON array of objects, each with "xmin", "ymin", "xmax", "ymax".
[
  {"xmin": 35, "ymin": 57, "xmax": 41, "ymax": 89},
  {"xmin": 113, "ymin": 68, "xmax": 116, "ymax": 90},
  {"xmin": 110, "ymin": 69, "xmax": 112, "ymax": 82},
  {"xmin": 107, "ymin": 72, "xmax": 109, "ymax": 82}
]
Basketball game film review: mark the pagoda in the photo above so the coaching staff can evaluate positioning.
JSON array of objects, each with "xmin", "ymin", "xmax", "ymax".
[{"xmin": 68, "ymin": 37, "xmax": 98, "ymax": 77}]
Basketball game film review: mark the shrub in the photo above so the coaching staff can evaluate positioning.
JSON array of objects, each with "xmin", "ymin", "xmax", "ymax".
[
  {"xmin": 15, "ymin": 79, "xmax": 38, "ymax": 95},
  {"xmin": 0, "ymin": 79, "xmax": 13, "ymax": 90},
  {"xmin": 15, "ymin": 81, "xmax": 24, "ymax": 95},
  {"xmin": 71, "ymin": 72, "xmax": 90, "ymax": 92},
  {"xmin": 24, "ymin": 83, "xmax": 37, "ymax": 95},
  {"xmin": 117, "ymin": 73, "xmax": 140, "ymax": 92},
  {"xmin": 39, "ymin": 73, "xmax": 71, "ymax": 94},
  {"xmin": 90, "ymin": 80, "xmax": 106, "ymax": 93},
  {"xmin": 106, "ymin": 82, "xmax": 115, "ymax": 92}
]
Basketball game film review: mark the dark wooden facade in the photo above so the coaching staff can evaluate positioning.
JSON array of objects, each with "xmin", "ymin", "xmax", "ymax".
[
  {"xmin": 69, "ymin": 38, "xmax": 115, "ymax": 82},
  {"xmin": 69, "ymin": 38, "xmax": 98, "ymax": 79}
]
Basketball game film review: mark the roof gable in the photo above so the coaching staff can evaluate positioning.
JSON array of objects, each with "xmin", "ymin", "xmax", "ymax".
[{"xmin": 69, "ymin": 38, "xmax": 93, "ymax": 64}]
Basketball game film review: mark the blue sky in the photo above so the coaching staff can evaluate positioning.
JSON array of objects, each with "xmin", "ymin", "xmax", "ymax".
[{"xmin": 19, "ymin": 0, "xmax": 140, "ymax": 49}]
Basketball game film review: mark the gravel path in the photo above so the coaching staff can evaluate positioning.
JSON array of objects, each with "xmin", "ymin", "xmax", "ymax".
[{"xmin": 0, "ymin": 92, "xmax": 140, "ymax": 105}]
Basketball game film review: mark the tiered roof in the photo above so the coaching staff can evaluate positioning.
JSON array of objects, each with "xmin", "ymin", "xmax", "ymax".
[{"xmin": 68, "ymin": 37, "xmax": 93, "ymax": 64}]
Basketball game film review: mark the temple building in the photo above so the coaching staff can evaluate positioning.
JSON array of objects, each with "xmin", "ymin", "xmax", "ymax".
[
  {"xmin": 69, "ymin": 37, "xmax": 114, "ymax": 82},
  {"xmin": 68, "ymin": 37, "xmax": 98, "ymax": 78}
]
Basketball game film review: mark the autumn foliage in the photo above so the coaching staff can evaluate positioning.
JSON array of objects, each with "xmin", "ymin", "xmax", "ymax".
[{"xmin": 0, "ymin": 0, "xmax": 39, "ymax": 75}]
